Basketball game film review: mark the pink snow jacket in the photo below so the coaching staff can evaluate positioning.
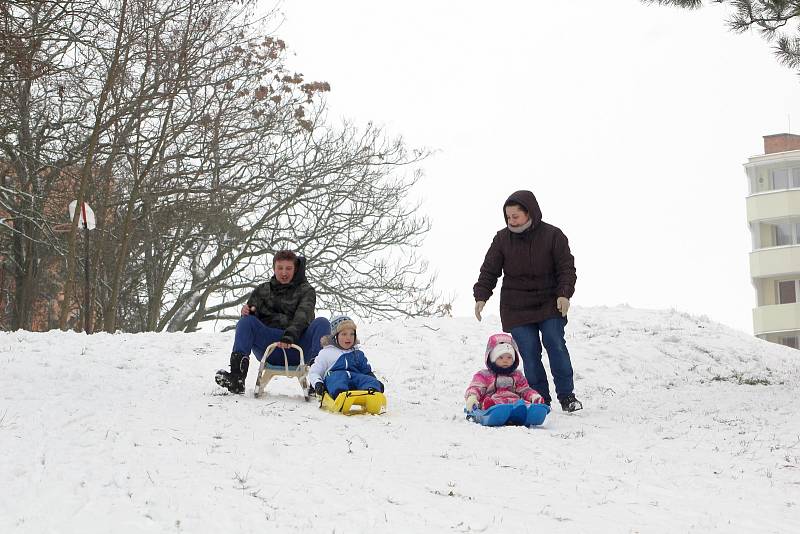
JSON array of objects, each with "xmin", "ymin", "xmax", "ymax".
[{"xmin": 465, "ymin": 333, "xmax": 544, "ymax": 408}]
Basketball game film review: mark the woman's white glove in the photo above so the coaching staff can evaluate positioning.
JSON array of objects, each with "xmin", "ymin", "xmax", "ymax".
[
  {"xmin": 557, "ymin": 297, "xmax": 570, "ymax": 317},
  {"xmin": 474, "ymin": 301, "xmax": 485, "ymax": 321}
]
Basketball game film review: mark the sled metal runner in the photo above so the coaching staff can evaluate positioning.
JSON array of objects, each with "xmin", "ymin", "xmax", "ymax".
[{"xmin": 254, "ymin": 342, "xmax": 310, "ymax": 401}]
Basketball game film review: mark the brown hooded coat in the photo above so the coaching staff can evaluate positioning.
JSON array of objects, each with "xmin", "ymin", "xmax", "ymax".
[{"xmin": 473, "ymin": 190, "xmax": 577, "ymax": 331}]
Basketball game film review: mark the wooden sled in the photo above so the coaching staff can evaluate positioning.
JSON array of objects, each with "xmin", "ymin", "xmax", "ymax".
[
  {"xmin": 320, "ymin": 389, "xmax": 387, "ymax": 415},
  {"xmin": 254, "ymin": 343, "xmax": 310, "ymax": 401}
]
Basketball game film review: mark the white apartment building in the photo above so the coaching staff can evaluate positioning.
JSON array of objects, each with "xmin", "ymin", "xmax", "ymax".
[{"xmin": 744, "ymin": 133, "xmax": 800, "ymax": 349}]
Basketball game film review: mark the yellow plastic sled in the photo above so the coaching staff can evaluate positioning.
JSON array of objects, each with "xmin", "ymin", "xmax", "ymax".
[{"xmin": 320, "ymin": 390, "xmax": 387, "ymax": 415}]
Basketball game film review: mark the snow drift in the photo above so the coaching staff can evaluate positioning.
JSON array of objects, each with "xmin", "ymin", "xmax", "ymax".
[{"xmin": 1, "ymin": 305, "xmax": 798, "ymax": 533}]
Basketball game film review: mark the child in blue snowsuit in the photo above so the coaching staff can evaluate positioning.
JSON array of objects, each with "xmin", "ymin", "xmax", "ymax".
[{"xmin": 308, "ymin": 315, "xmax": 384, "ymax": 399}]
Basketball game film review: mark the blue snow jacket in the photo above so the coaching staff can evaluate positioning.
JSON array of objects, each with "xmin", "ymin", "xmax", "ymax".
[
  {"xmin": 328, "ymin": 350, "xmax": 373, "ymax": 376},
  {"xmin": 319, "ymin": 349, "xmax": 383, "ymax": 399}
]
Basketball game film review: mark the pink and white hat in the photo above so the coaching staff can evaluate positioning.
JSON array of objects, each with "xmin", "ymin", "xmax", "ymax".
[
  {"xmin": 489, "ymin": 342, "xmax": 515, "ymax": 363},
  {"xmin": 484, "ymin": 333, "xmax": 520, "ymax": 367}
]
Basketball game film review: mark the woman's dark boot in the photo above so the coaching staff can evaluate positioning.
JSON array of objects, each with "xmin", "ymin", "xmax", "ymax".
[{"xmin": 558, "ymin": 393, "xmax": 583, "ymax": 412}]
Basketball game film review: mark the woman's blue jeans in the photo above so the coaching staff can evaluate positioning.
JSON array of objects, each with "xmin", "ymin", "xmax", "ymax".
[{"xmin": 511, "ymin": 316, "xmax": 574, "ymax": 404}]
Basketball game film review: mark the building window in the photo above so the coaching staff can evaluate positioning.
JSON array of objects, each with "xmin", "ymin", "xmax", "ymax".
[
  {"xmin": 775, "ymin": 222, "xmax": 793, "ymax": 246},
  {"xmin": 772, "ymin": 168, "xmax": 790, "ymax": 189},
  {"xmin": 779, "ymin": 336, "xmax": 799, "ymax": 349},
  {"xmin": 752, "ymin": 218, "xmax": 800, "ymax": 249},
  {"xmin": 778, "ymin": 280, "xmax": 798, "ymax": 304},
  {"xmin": 767, "ymin": 167, "xmax": 800, "ymax": 190}
]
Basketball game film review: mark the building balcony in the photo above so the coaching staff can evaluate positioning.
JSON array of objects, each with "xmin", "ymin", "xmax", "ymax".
[
  {"xmin": 750, "ymin": 245, "xmax": 800, "ymax": 278},
  {"xmin": 746, "ymin": 189, "xmax": 800, "ymax": 222},
  {"xmin": 753, "ymin": 302, "xmax": 800, "ymax": 335}
]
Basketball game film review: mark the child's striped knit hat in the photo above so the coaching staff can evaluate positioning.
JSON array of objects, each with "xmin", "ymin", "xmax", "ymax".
[{"xmin": 330, "ymin": 315, "xmax": 357, "ymax": 337}]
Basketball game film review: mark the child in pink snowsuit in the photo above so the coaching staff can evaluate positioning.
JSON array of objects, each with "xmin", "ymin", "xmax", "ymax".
[{"xmin": 465, "ymin": 333, "xmax": 545, "ymax": 411}]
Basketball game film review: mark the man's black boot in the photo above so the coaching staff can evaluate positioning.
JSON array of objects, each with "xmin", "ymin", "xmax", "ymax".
[{"xmin": 214, "ymin": 352, "xmax": 249, "ymax": 394}]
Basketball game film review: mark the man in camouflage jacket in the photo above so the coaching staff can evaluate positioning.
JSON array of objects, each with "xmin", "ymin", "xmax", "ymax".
[{"xmin": 215, "ymin": 250, "xmax": 330, "ymax": 394}]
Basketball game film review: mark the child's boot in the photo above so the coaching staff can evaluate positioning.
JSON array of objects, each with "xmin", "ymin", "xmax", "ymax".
[{"xmin": 215, "ymin": 352, "xmax": 249, "ymax": 394}]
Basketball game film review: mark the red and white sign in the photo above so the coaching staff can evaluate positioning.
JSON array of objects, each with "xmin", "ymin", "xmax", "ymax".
[{"xmin": 68, "ymin": 200, "xmax": 96, "ymax": 230}]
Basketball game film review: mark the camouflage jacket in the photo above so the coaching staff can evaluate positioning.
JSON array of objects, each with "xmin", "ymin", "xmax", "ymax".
[{"xmin": 246, "ymin": 256, "xmax": 316, "ymax": 344}]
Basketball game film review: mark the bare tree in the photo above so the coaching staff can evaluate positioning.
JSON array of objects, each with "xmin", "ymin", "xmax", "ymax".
[
  {"xmin": 1, "ymin": 0, "xmax": 449, "ymax": 333},
  {"xmin": 164, "ymin": 117, "xmax": 442, "ymax": 332},
  {"xmin": 59, "ymin": 0, "xmax": 128, "ymax": 331},
  {"xmin": 0, "ymin": 0, "xmax": 104, "ymax": 329}
]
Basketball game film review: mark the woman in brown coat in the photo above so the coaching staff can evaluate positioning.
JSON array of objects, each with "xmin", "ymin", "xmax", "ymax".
[{"xmin": 473, "ymin": 190, "xmax": 582, "ymax": 412}]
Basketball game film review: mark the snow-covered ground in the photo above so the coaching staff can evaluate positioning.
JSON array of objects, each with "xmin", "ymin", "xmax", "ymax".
[{"xmin": 1, "ymin": 306, "xmax": 799, "ymax": 533}]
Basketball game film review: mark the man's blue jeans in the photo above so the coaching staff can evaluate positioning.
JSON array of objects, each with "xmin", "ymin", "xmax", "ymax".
[
  {"xmin": 232, "ymin": 315, "xmax": 330, "ymax": 365},
  {"xmin": 511, "ymin": 317, "xmax": 574, "ymax": 404}
]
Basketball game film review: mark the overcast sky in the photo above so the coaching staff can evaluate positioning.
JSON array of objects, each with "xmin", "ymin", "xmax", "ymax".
[{"xmin": 272, "ymin": 1, "xmax": 800, "ymax": 333}]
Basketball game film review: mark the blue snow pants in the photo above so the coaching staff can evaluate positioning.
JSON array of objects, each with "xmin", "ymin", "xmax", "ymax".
[
  {"xmin": 324, "ymin": 372, "xmax": 383, "ymax": 400},
  {"xmin": 232, "ymin": 315, "xmax": 330, "ymax": 365}
]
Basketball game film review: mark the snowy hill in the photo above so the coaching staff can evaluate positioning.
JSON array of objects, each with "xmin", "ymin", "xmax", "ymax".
[{"xmin": 1, "ymin": 306, "xmax": 799, "ymax": 533}]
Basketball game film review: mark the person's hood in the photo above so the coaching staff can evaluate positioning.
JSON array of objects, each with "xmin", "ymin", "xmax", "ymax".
[
  {"xmin": 293, "ymin": 256, "xmax": 308, "ymax": 284},
  {"xmin": 503, "ymin": 190, "xmax": 542, "ymax": 227},
  {"xmin": 483, "ymin": 332, "xmax": 520, "ymax": 374}
]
